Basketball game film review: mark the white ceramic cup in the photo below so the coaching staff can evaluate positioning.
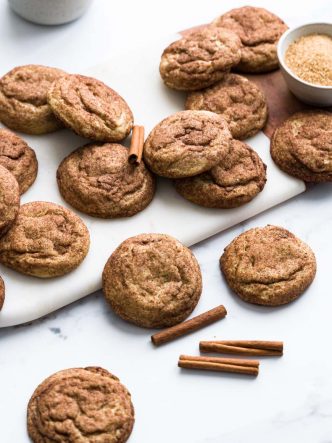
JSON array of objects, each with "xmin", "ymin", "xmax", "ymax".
[
  {"xmin": 8, "ymin": 0, "xmax": 93, "ymax": 26},
  {"xmin": 277, "ymin": 22, "xmax": 332, "ymax": 106}
]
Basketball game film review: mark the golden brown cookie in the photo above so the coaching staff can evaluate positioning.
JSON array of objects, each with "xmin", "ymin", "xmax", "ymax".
[
  {"xmin": 271, "ymin": 111, "xmax": 332, "ymax": 182},
  {"xmin": 143, "ymin": 110, "xmax": 232, "ymax": 178},
  {"xmin": 175, "ymin": 140, "xmax": 266, "ymax": 208},
  {"xmin": 185, "ymin": 74, "xmax": 268, "ymax": 140},
  {"xmin": 220, "ymin": 225, "xmax": 316, "ymax": 306},
  {"xmin": 57, "ymin": 143, "xmax": 155, "ymax": 218},
  {"xmin": 0, "ymin": 129, "xmax": 38, "ymax": 194},
  {"xmin": 0, "ymin": 165, "xmax": 20, "ymax": 237},
  {"xmin": 0, "ymin": 276, "xmax": 5, "ymax": 310},
  {"xmin": 212, "ymin": 7, "xmax": 288, "ymax": 73},
  {"xmin": 0, "ymin": 64, "xmax": 65, "ymax": 134},
  {"xmin": 27, "ymin": 367, "xmax": 135, "ymax": 443},
  {"xmin": 159, "ymin": 27, "xmax": 242, "ymax": 90},
  {"xmin": 103, "ymin": 233, "xmax": 202, "ymax": 328},
  {"xmin": 0, "ymin": 201, "xmax": 89, "ymax": 278},
  {"xmin": 48, "ymin": 74, "xmax": 133, "ymax": 142}
]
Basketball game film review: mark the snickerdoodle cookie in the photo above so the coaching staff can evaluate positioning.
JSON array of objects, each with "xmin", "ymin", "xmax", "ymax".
[
  {"xmin": 0, "ymin": 65, "xmax": 66, "ymax": 134},
  {"xmin": 0, "ymin": 201, "xmax": 89, "ymax": 278},
  {"xmin": 57, "ymin": 143, "xmax": 155, "ymax": 218},
  {"xmin": 0, "ymin": 165, "xmax": 20, "ymax": 237},
  {"xmin": 185, "ymin": 74, "xmax": 268, "ymax": 139},
  {"xmin": 48, "ymin": 74, "xmax": 133, "ymax": 142},
  {"xmin": 0, "ymin": 129, "xmax": 38, "ymax": 194},
  {"xmin": 159, "ymin": 27, "xmax": 242, "ymax": 90},
  {"xmin": 103, "ymin": 234, "xmax": 202, "ymax": 328},
  {"xmin": 27, "ymin": 367, "xmax": 134, "ymax": 443},
  {"xmin": 175, "ymin": 140, "xmax": 266, "ymax": 208},
  {"xmin": 143, "ymin": 110, "xmax": 232, "ymax": 178},
  {"xmin": 212, "ymin": 7, "xmax": 288, "ymax": 73},
  {"xmin": 220, "ymin": 225, "xmax": 316, "ymax": 306},
  {"xmin": 271, "ymin": 111, "xmax": 332, "ymax": 182},
  {"xmin": 0, "ymin": 277, "xmax": 4, "ymax": 310}
]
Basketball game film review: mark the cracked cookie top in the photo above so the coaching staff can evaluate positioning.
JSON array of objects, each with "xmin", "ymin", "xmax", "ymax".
[
  {"xmin": 159, "ymin": 27, "xmax": 242, "ymax": 90},
  {"xmin": 0, "ymin": 164, "xmax": 20, "ymax": 237},
  {"xmin": 271, "ymin": 111, "xmax": 332, "ymax": 182},
  {"xmin": 175, "ymin": 139, "xmax": 266, "ymax": 208},
  {"xmin": 0, "ymin": 64, "xmax": 66, "ymax": 134},
  {"xmin": 220, "ymin": 225, "xmax": 316, "ymax": 306},
  {"xmin": 57, "ymin": 143, "xmax": 155, "ymax": 218},
  {"xmin": 103, "ymin": 233, "xmax": 202, "ymax": 328},
  {"xmin": 0, "ymin": 201, "xmax": 90, "ymax": 278},
  {"xmin": 27, "ymin": 367, "xmax": 134, "ymax": 443},
  {"xmin": 0, "ymin": 129, "xmax": 38, "ymax": 194},
  {"xmin": 48, "ymin": 74, "xmax": 134, "ymax": 142},
  {"xmin": 143, "ymin": 110, "xmax": 232, "ymax": 178},
  {"xmin": 212, "ymin": 7, "xmax": 288, "ymax": 73},
  {"xmin": 185, "ymin": 73, "xmax": 268, "ymax": 140}
]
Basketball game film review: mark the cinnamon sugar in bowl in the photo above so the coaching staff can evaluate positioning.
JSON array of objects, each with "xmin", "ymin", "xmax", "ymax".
[{"xmin": 278, "ymin": 23, "xmax": 332, "ymax": 106}]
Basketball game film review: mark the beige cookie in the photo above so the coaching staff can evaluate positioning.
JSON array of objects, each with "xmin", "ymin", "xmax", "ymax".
[
  {"xmin": 185, "ymin": 73, "xmax": 268, "ymax": 140},
  {"xmin": 143, "ymin": 110, "xmax": 232, "ymax": 178},
  {"xmin": 0, "ymin": 64, "xmax": 65, "ymax": 134},
  {"xmin": 0, "ymin": 201, "xmax": 90, "ymax": 278},
  {"xmin": 160, "ymin": 27, "xmax": 242, "ymax": 90},
  {"xmin": 220, "ymin": 225, "xmax": 316, "ymax": 306},
  {"xmin": 175, "ymin": 140, "xmax": 266, "ymax": 208},
  {"xmin": 271, "ymin": 111, "xmax": 332, "ymax": 182},
  {"xmin": 0, "ymin": 129, "xmax": 38, "ymax": 194},
  {"xmin": 57, "ymin": 143, "xmax": 155, "ymax": 218},
  {"xmin": 103, "ymin": 233, "xmax": 202, "ymax": 328},
  {"xmin": 48, "ymin": 74, "xmax": 133, "ymax": 142},
  {"xmin": 212, "ymin": 7, "xmax": 288, "ymax": 73},
  {"xmin": 27, "ymin": 367, "xmax": 134, "ymax": 443},
  {"xmin": 0, "ymin": 165, "xmax": 20, "ymax": 237}
]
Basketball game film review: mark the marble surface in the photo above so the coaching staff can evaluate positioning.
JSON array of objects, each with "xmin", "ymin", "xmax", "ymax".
[{"xmin": 1, "ymin": 0, "xmax": 332, "ymax": 442}]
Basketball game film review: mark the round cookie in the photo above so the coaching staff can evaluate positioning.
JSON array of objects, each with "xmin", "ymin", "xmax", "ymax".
[
  {"xmin": 0, "ymin": 201, "xmax": 90, "ymax": 278},
  {"xmin": 0, "ymin": 276, "xmax": 5, "ymax": 310},
  {"xmin": 271, "ymin": 111, "xmax": 332, "ymax": 182},
  {"xmin": 220, "ymin": 225, "xmax": 316, "ymax": 306},
  {"xmin": 175, "ymin": 140, "xmax": 266, "ymax": 208},
  {"xmin": 57, "ymin": 143, "xmax": 155, "ymax": 218},
  {"xmin": 143, "ymin": 110, "xmax": 232, "ymax": 178},
  {"xmin": 48, "ymin": 74, "xmax": 134, "ymax": 142},
  {"xmin": 185, "ymin": 74, "xmax": 268, "ymax": 140},
  {"xmin": 103, "ymin": 233, "xmax": 202, "ymax": 328},
  {"xmin": 27, "ymin": 367, "xmax": 134, "ymax": 443},
  {"xmin": 159, "ymin": 27, "xmax": 242, "ymax": 90},
  {"xmin": 0, "ymin": 165, "xmax": 20, "ymax": 237},
  {"xmin": 0, "ymin": 64, "xmax": 66, "ymax": 134},
  {"xmin": 212, "ymin": 7, "xmax": 288, "ymax": 73},
  {"xmin": 0, "ymin": 129, "xmax": 38, "ymax": 194}
]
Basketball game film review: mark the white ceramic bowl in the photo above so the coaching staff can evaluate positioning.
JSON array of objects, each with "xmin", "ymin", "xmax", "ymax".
[
  {"xmin": 8, "ymin": 0, "xmax": 93, "ymax": 26},
  {"xmin": 277, "ymin": 22, "xmax": 332, "ymax": 106}
]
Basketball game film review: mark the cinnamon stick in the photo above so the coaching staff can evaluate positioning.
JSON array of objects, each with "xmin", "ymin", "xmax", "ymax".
[
  {"xmin": 179, "ymin": 355, "xmax": 259, "ymax": 368},
  {"xmin": 151, "ymin": 305, "xmax": 227, "ymax": 346},
  {"xmin": 128, "ymin": 125, "xmax": 144, "ymax": 165},
  {"xmin": 178, "ymin": 358, "xmax": 259, "ymax": 376},
  {"xmin": 200, "ymin": 340, "xmax": 283, "ymax": 356}
]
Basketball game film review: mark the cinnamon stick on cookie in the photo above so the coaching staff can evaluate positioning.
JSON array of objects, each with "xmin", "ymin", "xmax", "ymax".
[{"xmin": 128, "ymin": 125, "xmax": 145, "ymax": 165}]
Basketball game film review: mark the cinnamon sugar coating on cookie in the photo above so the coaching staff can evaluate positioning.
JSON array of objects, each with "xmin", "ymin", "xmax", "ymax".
[
  {"xmin": 0, "ymin": 276, "xmax": 5, "ymax": 310},
  {"xmin": 103, "ymin": 234, "xmax": 202, "ymax": 328},
  {"xmin": 213, "ymin": 7, "xmax": 288, "ymax": 72},
  {"xmin": 160, "ymin": 27, "xmax": 242, "ymax": 90},
  {"xmin": 0, "ymin": 201, "xmax": 89, "ymax": 278},
  {"xmin": 48, "ymin": 74, "xmax": 133, "ymax": 142},
  {"xmin": 220, "ymin": 225, "xmax": 316, "ymax": 306},
  {"xmin": 0, "ymin": 64, "xmax": 66, "ymax": 134},
  {"xmin": 27, "ymin": 367, "xmax": 134, "ymax": 443},
  {"xmin": 175, "ymin": 140, "xmax": 266, "ymax": 208},
  {"xmin": 0, "ymin": 165, "xmax": 20, "ymax": 237},
  {"xmin": 143, "ymin": 110, "xmax": 232, "ymax": 178},
  {"xmin": 186, "ymin": 74, "xmax": 268, "ymax": 140},
  {"xmin": 57, "ymin": 143, "xmax": 155, "ymax": 218},
  {"xmin": 271, "ymin": 111, "xmax": 332, "ymax": 182},
  {"xmin": 0, "ymin": 129, "xmax": 38, "ymax": 194}
]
